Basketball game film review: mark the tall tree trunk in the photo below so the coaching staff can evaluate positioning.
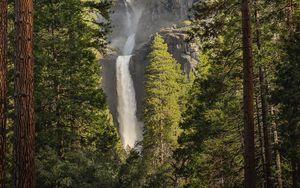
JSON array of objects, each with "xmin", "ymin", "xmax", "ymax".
[
  {"xmin": 241, "ymin": 0, "xmax": 256, "ymax": 187},
  {"xmin": 287, "ymin": 0, "xmax": 294, "ymax": 32},
  {"xmin": 13, "ymin": 0, "xmax": 35, "ymax": 187},
  {"xmin": 160, "ymin": 117, "xmax": 164, "ymax": 165},
  {"xmin": 0, "ymin": 0, "xmax": 8, "ymax": 187},
  {"xmin": 254, "ymin": 3, "xmax": 273, "ymax": 186},
  {"xmin": 255, "ymin": 97, "xmax": 265, "ymax": 188},
  {"xmin": 258, "ymin": 67, "xmax": 273, "ymax": 188},
  {"xmin": 297, "ymin": 162, "xmax": 300, "ymax": 188},
  {"xmin": 292, "ymin": 159, "xmax": 299, "ymax": 188},
  {"xmin": 270, "ymin": 107, "xmax": 283, "ymax": 188}
]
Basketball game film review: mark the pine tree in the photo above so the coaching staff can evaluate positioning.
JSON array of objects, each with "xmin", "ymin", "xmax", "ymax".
[
  {"xmin": 142, "ymin": 34, "xmax": 182, "ymax": 187},
  {"xmin": 0, "ymin": 0, "xmax": 8, "ymax": 186},
  {"xmin": 33, "ymin": 0, "xmax": 122, "ymax": 187},
  {"xmin": 273, "ymin": 17, "xmax": 300, "ymax": 188},
  {"xmin": 175, "ymin": 50, "xmax": 244, "ymax": 187},
  {"xmin": 175, "ymin": 0, "xmax": 246, "ymax": 186}
]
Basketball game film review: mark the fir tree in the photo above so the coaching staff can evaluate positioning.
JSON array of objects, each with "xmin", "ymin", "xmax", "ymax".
[
  {"xmin": 273, "ymin": 16, "xmax": 300, "ymax": 188},
  {"xmin": 175, "ymin": 51, "xmax": 244, "ymax": 188},
  {"xmin": 33, "ymin": 0, "xmax": 122, "ymax": 187},
  {"xmin": 142, "ymin": 34, "xmax": 182, "ymax": 187},
  {"xmin": 175, "ymin": 1, "xmax": 245, "ymax": 186}
]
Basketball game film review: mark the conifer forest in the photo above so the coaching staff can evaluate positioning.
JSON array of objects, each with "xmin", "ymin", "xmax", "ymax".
[{"xmin": 0, "ymin": 0, "xmax": 300, "ymax": 187}]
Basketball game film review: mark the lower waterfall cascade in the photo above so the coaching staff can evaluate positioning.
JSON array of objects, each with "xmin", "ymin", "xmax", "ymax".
[{"xmin": 116, "ymin": 0, "xmax": 143, "ymax": 149}]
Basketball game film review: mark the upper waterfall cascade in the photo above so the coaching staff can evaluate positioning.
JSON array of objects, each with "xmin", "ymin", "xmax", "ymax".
[{"xmin": 116, "ymin": 0, "xmax": 143, "ymax": 149}]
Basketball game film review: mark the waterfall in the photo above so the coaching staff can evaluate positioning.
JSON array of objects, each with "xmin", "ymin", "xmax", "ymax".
[
  {"xmin": 116, "ymin": 0, "xmax": 142, "ymax": 149},
  {"xmin": 116, "ymin": 55, "xmax": 141, "ymax": 149},
  {"xmin": 123, "ymin": 34, "xmax": 136, "ymax": 55}
]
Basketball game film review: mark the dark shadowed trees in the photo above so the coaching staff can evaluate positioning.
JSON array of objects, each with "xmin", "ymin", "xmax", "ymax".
[
  {"xmin": 0, "ymin": 0, "xmax": 8, "ymax": 187},
  {"xmin": 273, "ymin": 19, "xmax": 300, "ymax": 188}
]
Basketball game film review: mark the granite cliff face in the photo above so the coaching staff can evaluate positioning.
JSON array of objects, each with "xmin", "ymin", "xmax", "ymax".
[
  {"xmin": 109, "ymin": 0, "xmax": 195, "ymax": 51},
  {"xmin": 101, "ymin": 0, "xmax": 199, "ymax": 126}
]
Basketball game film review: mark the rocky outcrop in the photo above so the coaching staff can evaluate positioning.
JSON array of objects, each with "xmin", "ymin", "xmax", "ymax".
[
  {"xmin": 135, "ymin": 0, "xmax": 195, "ymax": 46},
  {"xmin": 101, "ymin": 54, "xmax": 118, "ymax": 126},
  {"xmin": 159, "ymin": 24, "xmax": 199, "ymax": 73}
]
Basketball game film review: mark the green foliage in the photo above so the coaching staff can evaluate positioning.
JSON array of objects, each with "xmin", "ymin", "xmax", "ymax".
[
  {"xmin": 33, "ymin": 0, "xmax": 122, "ymax": 187},
  {"xmin": 143, "ymin": 34, "xmax": 181, "ymax": 155},
  {"xmin": 140, "ymin": 34, "xmax": 182, "ymax": 187},
  {"xmin": 144, "ymin": 35, "xmax": 181, "ymax": 140},
  {"xmin": 272, "ymin": 18, "xmax": 300, "ymax": 186},
  {"xmin": 175, "ymin": 1, "xmax": 245, "ymax": 187},
  {"xmin": 118, "ymin": 150, "xmax": 144, "ymax": 188},
  {"xmin": 175, "ymin": 49, "xmax": 244, "ymax": 187},
  {"xmin": 177, "ymin": 0, "xmax": 300, "ymax": 187}
]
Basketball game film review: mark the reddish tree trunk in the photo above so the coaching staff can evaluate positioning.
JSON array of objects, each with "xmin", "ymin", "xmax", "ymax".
[
  {"xmin": 0, "ymin": 0, "xmax": 8, "ymax": 187},
  {"xmin": 13, "ymin": 0, "xmax": 35, "ymax": 187},
  {"xmin": 241, "ymin": 0, "xmax": 256, "ymax": 187}
]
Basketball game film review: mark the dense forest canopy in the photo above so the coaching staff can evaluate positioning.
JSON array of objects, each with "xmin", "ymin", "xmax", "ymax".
[{"xmin": 0, "ymin": 0, "xmax": 300, "ymax": 187}]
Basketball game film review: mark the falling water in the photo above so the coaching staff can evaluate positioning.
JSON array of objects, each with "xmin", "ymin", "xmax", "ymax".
[
  {"xmin": 123, "ymin": 34, "xmax": 136, "ymax": 55},
  {"xmin": 116, "ymin": 0, "xmax": 142, "ymax": 149}
]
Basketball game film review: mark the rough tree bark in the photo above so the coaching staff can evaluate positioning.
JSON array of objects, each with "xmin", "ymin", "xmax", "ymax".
[
  {"xmin": 241, "ymin": 0, "xmax": 256, "ymax": 187},
  {"xmin": 13, "ymin": 0, "xmax": 35, "ymax": 187},
  {"xmin": 0, "ymin": 0, "xmax": 8, "ymax": 187}
]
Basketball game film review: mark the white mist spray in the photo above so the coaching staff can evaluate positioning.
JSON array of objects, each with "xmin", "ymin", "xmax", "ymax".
[{"xmin": 116, "ymin": 0, "xmax": 143, "ymax": 149}]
